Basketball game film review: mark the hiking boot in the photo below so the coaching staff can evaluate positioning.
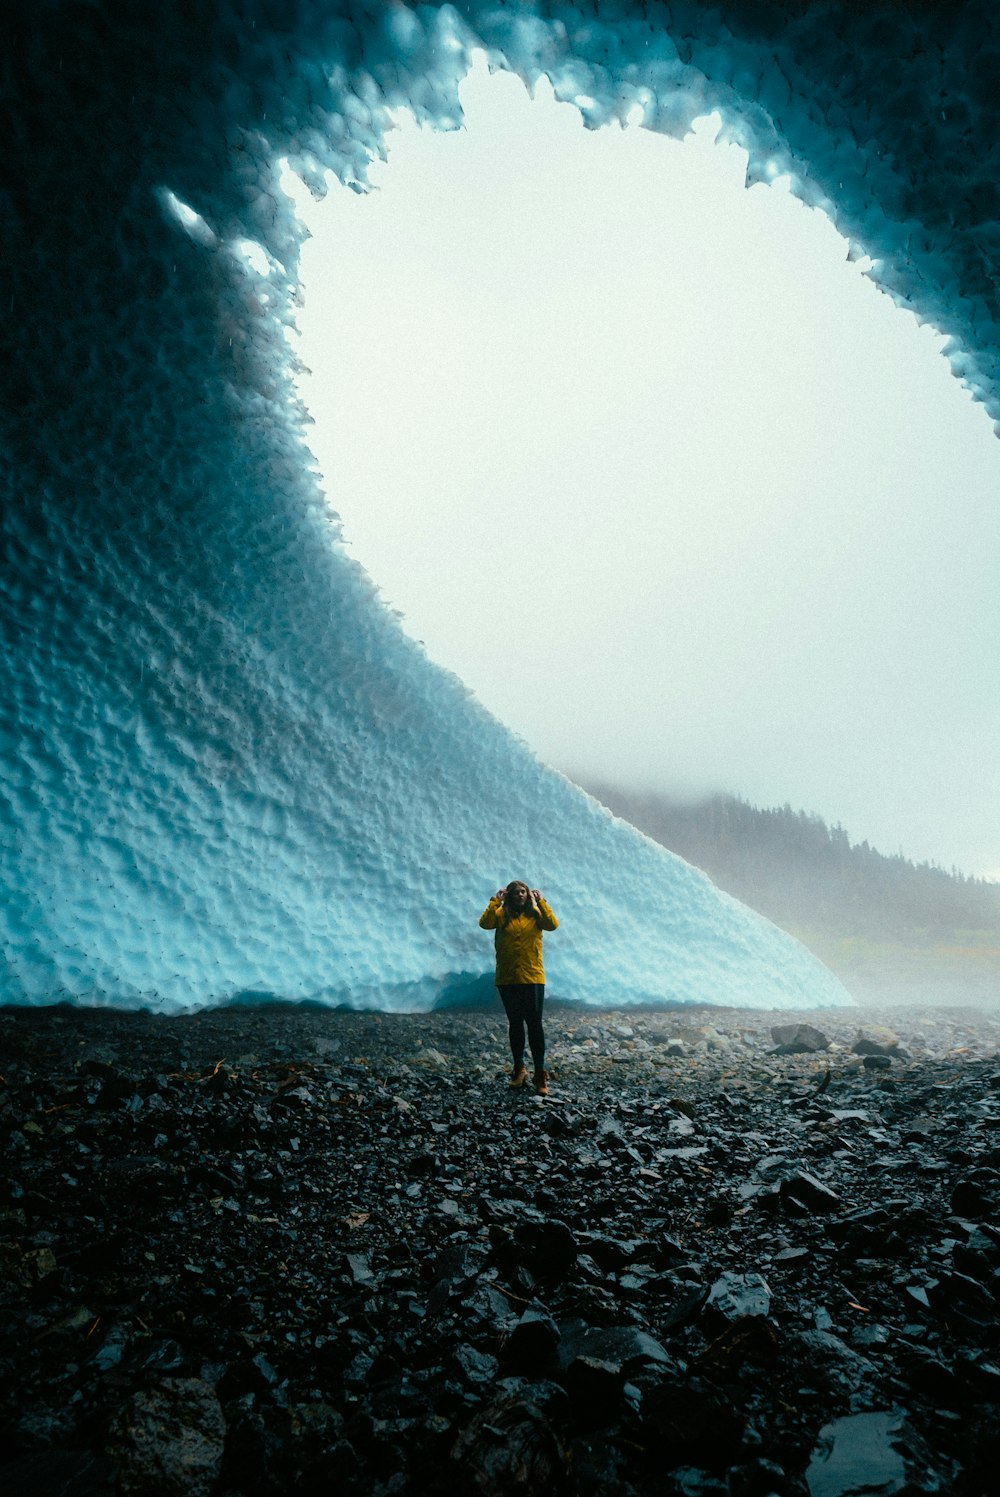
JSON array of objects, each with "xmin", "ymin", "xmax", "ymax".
[
  {"xmin": 509, "ymin": 1063, "xmax": 529, "ymax": 1089},
  {"xmin": 533, "ymin": 1069, "xmax": 549, "ymax": 1096}
]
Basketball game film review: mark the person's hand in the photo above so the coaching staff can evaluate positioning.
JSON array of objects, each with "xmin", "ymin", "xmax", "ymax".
[
  {"xmin": 531, "ymin": 888, "xmax": 542, "ymax": 903},
  {"xmin": 495, "ymin": 889, "xmax": 506, "ymax": 904}
]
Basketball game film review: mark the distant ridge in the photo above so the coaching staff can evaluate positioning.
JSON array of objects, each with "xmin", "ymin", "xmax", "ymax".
[{"xmin": 576, "ymin": 782, "xmax": 1000, "ymax": 945}]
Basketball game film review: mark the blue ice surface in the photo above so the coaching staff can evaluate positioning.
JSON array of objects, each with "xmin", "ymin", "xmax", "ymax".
[{"xmin": 8, "ymin": 1, "xmax": 998, "ymax": 1012}]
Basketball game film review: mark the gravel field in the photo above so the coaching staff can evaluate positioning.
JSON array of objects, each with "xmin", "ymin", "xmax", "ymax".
[{"xmin": 2, "ymin": 999, "xmax": 999, "ymax": 1496}]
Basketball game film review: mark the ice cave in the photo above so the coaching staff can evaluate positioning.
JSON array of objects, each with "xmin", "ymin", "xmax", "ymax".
[{"xmin": 3, "ymin": 1, "xmax": 997, "ymax": 1011}]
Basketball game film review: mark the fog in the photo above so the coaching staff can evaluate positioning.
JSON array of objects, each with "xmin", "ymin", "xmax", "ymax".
[{"xmin": 290, "ymin": 57, "xmax": 1000, "ymax": 879}]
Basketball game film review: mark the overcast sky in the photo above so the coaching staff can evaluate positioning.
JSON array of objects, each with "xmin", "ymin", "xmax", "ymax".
[{"xmin": 287, "ymin": 57, "xmax": 1000, "ymax": 879}]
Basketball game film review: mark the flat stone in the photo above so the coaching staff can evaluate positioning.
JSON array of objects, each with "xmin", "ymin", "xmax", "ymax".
[
  {"xmin": 805, "ymin": 1409, "xmax": 943, "ymax": 1497},
  {"xmin": 780, "ymin": 1172, "xmax": 840, "ymax": 1213},
  {"xmin": 557, "ymin": 1322, "xmax": 673, "ymax": 1376},
  {"xmin": 706, "ymin": 1271, "xmax": 772, "ymax": 1321}
]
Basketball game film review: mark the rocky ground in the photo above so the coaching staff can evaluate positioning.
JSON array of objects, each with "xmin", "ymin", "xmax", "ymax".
[{"xmin": 1, "ymin": 999, "xmax": 999, "ymax": 1496}]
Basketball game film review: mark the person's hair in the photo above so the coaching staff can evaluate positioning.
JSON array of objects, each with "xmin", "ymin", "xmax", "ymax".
[{"xmin": 502, "ymin": 880, "xmax": 538, "ymax": 923}]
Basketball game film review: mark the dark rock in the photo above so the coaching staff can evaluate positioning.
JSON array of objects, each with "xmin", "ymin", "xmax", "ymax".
[
  {"xmin": 106, "ymin": 1377, "xmax": 226, "ymax": 1496},
  {"xmin": 780, "ymin": 1172, "xmax": 839, "ymax": 1212},
  {"xmin": 772, "ymin": 1245, "xmax": 810, "ymax": 1264},
  {"xmin": 640, "ymin": 1376, "xmax": 746, "ymax": 1462},
  {"xmin": 581, "ymin": 1234, "xmax": 646, "ymax": 1272},
  {"xmin": 345, "ymin": 1252, "xmax": 375, "ymax": 1286},
  {"xmin": 770, "ymin": 1024, "xmax": 830, "ymax": 1055},
  {"xmin": 502, "ymin": 1302, "xmax": 561, "ymax": 1371},
  {"xmin": 950, "ymin": 1171, "xmax": 1000, "ymax": 1217},
  {"xmin": 90, "ymin": 1323, "xmax": 130, "ymax": 1373},
  {"xmin": 693, "ymin": 1316, "xmax": 780, "ymax": 1376},
  {"xmin": 221, "ymin": 1398, "xmax": 288, "ymax": 1495},
  {"xmin": 664, "ymin": 1468, "xmax": 729, "ymax": 1496},
  {"xmin": 563, "ymin": 1353, "xmax": 626, "ymax": 1411},
  {"xmin": 299, "ymin": 1439, "xmax": 363, "ymax": 1496},
  {"xmin": 127, "ymin": 1340, "xmax": 187, "ymax": 1378},
  {"xmin": 451, "ymin": 1344, "xmax": 500, "ymax": 1385},
  {"xmin": 660, "ymin": 1283, "xmax": 711, "ymax": 1330},
  {"xmin": 5, "ymin": 1000, "xmax": 1000, "ymax": 1496},
  {"xmin": 852, "ymin": 1027, "xmax": 902, "ymax": 1058},
  {"xmin": 899, "ymin": 1345, "xmax": 964, "ymax": 1406},
  {"xmin": 557, "ymin": 1322, "xmax": 673, "ymax": 1379},
  {"xmin": 863, "ymin": 1055, "xmax": 893, "ymax": 1071},
  {"xmin": 792, "ymin": 1330, "xmax": 879, "ymax": 1395},
  {"xmin": 0, "ymin": 1450, "xmax": 119, "ymax": 1496},
  {"xmin": 728, "ymin": 1457, "xmax": 791, "ymax": 1497},
  {"xmin": 512, "ymin": 1219, "xmax": 578, "ymax": 1278},
  {"xmin": 705, "ymin": 1271, "xmax": 772, "ymax": 1322},
  {"xmin": 451, "ymin": 1385, "xmax": 570, "ymax": 1494},
  {"xmin": 927, "ymin": 1270, "xmax": 998, "ymax": 1333}
]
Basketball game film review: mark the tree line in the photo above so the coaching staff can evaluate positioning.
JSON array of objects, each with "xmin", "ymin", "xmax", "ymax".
[{"xmin": 578, "ymin": 782, "xmax": 1000, "ymax": 943}]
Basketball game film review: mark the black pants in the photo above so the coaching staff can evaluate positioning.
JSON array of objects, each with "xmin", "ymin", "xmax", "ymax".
[{"xmin": 497, "ymin": 984, "xmax": 545, "ymax": 1072}]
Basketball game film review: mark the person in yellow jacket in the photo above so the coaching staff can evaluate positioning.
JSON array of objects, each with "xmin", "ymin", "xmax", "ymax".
[{"xmin": 479, "ymin": 880, "xmax": 558, "ymax": 1095}]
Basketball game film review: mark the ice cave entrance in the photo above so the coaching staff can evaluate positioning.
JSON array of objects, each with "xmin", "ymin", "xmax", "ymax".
[{"xmin": 285, "ymin": 55, "xmax": 1000, "ymax": 868}]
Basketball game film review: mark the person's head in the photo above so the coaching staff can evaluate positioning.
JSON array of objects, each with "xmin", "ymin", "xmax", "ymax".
[{"xmin": 504, "ymin": 880, "xmax": 531, "ymax": 913}]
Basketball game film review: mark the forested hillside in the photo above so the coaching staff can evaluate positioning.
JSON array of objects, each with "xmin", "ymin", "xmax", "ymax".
[{"xmin": 577, "ymin": 783, "xmax": 1000, "ymax": 945}]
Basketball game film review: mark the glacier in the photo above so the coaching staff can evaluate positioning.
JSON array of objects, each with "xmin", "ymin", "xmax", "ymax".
[{"xmin": 5, "ymin": 0, "xmax": 996, "ymax": 1013}]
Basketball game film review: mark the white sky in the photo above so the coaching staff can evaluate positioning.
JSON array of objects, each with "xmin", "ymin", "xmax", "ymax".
[{"xmin": 286, "ymin": 57, "xmax": 1000, "ymax": 879}]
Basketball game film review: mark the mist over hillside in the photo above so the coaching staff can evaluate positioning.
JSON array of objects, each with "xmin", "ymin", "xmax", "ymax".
[{"xmin": 577, "ymin": 780, "xmax": 1000, "ymax": 1006}]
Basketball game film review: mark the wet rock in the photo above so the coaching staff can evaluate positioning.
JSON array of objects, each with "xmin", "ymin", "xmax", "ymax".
[
  {"xmin": 805, "ymin": 1409, "xmax": 948, "ymax": 1496},
  {"xmin": 705, "ymin": 1271, "xmax": 772, "ymax": 1322},
  {"xmin": 512, "ymin": 1219, "xmax": 578, "ymax": 1278},
  {"xmin": 792, "ymin": 1330, "xmax": 879, "ymax": 1395},
  {"xmin": 779, "ymin": 1172, "xmax": 840, "ymax": 1213},
  {"xmin": 563, "ymin": 1353, "xmax": 625, "ymax": 1411},
  {"xmin": 127, "ymin": 1340, "xmax": 186, "ymax": 1378},
  {"xmin": 693, "ymin": 1315, "xmax": 780, "ymax": 1377},
  {"xmin": 502, "ymin": 1303, "xmax": 561, "ymax": 1371},
  {"xmin": 451, "ymin": 1384, "xmax": 570, "ymax": 1494},
  {"xmin": 926, "ymin": 1269, "xmax": 998, "ymax": 1334},
  {"xmin": 452, "ymin": 1344, "xmax": 500, "ymax": 1386},
  {"xmin": 770, "ymin": 1024, "xmax": 830, "ymax": 1055},
  {"xmin": 950, "ymin": 1170, "xmax": 1000, "ymax": 1217},
  {"xmin": 581, "ymin": 1233, "xmax": 646, "ymax": 1272},
  {"xmin": 5, "ymin": 1001, "xmax": 1000, "ymax": 1496},
  {"xmin": 106, "ymin": 1377, "xmax": 225, "ymax": 1496},
  {"xmin": 728, "ymin": 1457, "xmax": 790, "ymax": 1497},
  {"xmin": 852, "ymin": 1027, "xmax": 902, "ymax": 1058},
  {"xmin": 345, "ymin": 1251, "xmax": 375, "ymax": 1286},
  {"xmin": 557, "ymin": 1322, "xmax": 673, "ymax": 1380},
  {"xmin": 640, "ymin": 1376, "xmax": 746, "ymax": 1462},
  {"xmin": 664, "ymin": 1469, "xmax": 729, "ymax": 1496},
  {"xmin": 863, "ymin": 1054, "xmax": 893, "ymax": 1071}
]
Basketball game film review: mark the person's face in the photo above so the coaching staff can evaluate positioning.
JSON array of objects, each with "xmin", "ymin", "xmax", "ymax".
[{"xmin": 506, "ymin": 883, "xmax": 529, "ymax": 909}]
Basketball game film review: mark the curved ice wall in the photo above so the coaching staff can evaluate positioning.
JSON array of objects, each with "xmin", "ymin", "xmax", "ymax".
[{"xmin": 6, "ymin": 1, "xmax": 996, "ymax": 1012}]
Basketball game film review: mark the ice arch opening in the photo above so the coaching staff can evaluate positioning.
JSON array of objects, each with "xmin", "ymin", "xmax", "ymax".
[
  {"xmin": 291, "ymin": 56, "xmax": 1000, "ymax": 879},
  {"xmin": 3, "ymin": 1, "xmax": 998, "ymax": 1012}
]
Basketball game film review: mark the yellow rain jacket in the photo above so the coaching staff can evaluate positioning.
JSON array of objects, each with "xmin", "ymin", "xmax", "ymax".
[{"xmin": 479, "ymin": 895, "xmax": 558, "ymax": 985}]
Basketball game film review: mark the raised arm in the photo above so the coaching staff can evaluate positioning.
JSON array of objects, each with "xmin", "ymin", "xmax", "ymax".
[
  {"xmin": 479, "ymin": 892, "xmax": 504, "ymax": 929},
  {"xmin": 531, "ymin": 890, "xmax": 558, "ymax": 931}
]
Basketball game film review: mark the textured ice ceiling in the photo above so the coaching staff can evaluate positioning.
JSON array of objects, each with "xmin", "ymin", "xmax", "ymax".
[{"xmin": 4, "ymin": 0, "xmax": 996, "ymax": 1011}]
